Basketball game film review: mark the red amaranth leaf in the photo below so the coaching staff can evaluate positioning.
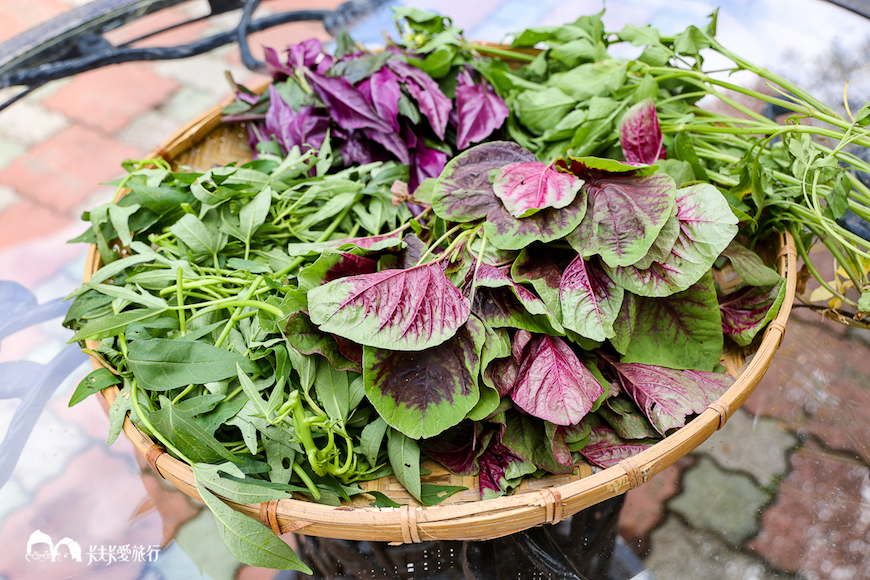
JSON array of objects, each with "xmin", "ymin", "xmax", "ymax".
[
  {"xmin": 579, "ymin": 428, "xmax": 657, "ymax": 468},
  {"xmin": 510, "ymin": 334, "xmax": 604, "ymax": 425},
  {"xmin": 610, "ymin": 361, "xmax": 733, "ymax": 434},
  {"xmin": 619, "ymin": 98, "xmax": 664, "ymax": 165},
  {"xmin": 559, "ymin": 254, "xmax": 624, "ymax": 342},
  {"xmin": 307, "ymin": 261, "xmax": 471, "ymax": 351},
  {"xmin": 492, "ymin": 162, "xmax": 583, "ymax": 218}
]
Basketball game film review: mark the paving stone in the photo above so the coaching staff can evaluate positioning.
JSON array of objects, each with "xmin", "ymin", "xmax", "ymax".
[
  {"xmin": 0, "ymin": 125, "xmax": 140, "ymax": 213},
  {"xmin": 0, "ymin": 218, "xmax": 87, "ymax": 290},
  {"xmin": 0, "ymin": 100, "xmax": 69, "ymax": 147},
  {"xmin": 0, "ymin": 140, "xmax": 26, "ymax": 172},
  {"xmin": 154, "ymin": 53, "xmax": 259, "ymax": 100},
  {"xmin": 0, "ymin": 199, "xmax": 73, "ymax": 249},
  {"xmin": 42, "ymin": 63, "xmax": 181, "ymax": 134},
  {"xmin": 116, "ymin": 110, "xmax": 185, "ymax": 153},
  {"xmin": 697, "ymin": 409, "xmax": 798, "ymax": 487},
  {"xmin": 0, "ymin": 184, "xmax": 19, "ymax": 213},
  {"xmin": 668, "ymin": 455, "xmax": 773, "ymax": 546},
  {"xmin": 747, "ymin": 441, "xmax": 870, "ymax": 580},
  {"xmin": 0, "ymin": 0, "xmax": 68, "ymax": 42},
  {"xmin": 618, "ymin": 455, "xmax": 692, "ymax": 555},
  {"xmin": 644, "ymin": 516, "xmax": 801, "ymax": 580},
  {"xmin": 160, "ymin": 85, "xmax": 222, "ymax": 123},
  {"xmin": 744, "ymin": 308, "xmax": 870, "ymax": 465}
]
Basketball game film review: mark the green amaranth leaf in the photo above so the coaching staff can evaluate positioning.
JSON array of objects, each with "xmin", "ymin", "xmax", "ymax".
[
  {"xmin": 193, "ymin": 474, "xmax": 312, "ymax": 572},
  {"xmin": 127, "ymin": 338, "xmax": 257, "ymax": 391}
]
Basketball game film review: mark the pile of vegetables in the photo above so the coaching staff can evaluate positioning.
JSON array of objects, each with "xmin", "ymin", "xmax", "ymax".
[{"xmin": 63, "ymin": 7, "xmax": 870, "ymax": 571}]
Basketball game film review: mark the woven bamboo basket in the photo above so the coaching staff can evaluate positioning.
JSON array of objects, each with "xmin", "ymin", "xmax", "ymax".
[{"xmin": 84, "ymin": 85, "xmax": 797, "ymax": 545}]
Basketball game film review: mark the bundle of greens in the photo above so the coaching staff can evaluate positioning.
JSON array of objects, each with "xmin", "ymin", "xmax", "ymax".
[{"xmin": 62, "ymin": 8, "xmax": 818, "ymax": 572}]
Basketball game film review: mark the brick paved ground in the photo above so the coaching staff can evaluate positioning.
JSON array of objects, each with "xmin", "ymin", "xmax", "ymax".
[{"xmin": 2, "ymin": 1, "xmax": 870, "ymax": 579}]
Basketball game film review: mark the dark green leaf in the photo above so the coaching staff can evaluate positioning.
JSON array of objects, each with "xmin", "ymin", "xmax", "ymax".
[
  {"xmin": 69, "ymin": 368, "xmax": 120, "ymax": 407},
  {"xmin": 367, "ymin": 491, "xmax": 402, "ymax": 508},
  {"xmin": 419, "ymin": 484, "xmax": 467, "ymax": 506},
  {"xmin": 387, "ymin": 428, "xmax": 421, "ymax": 501}
]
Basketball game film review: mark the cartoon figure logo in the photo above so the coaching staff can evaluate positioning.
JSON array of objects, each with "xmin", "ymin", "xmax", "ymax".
[{"xmin": 25, "ymin": 530, "xmax": 82, "ymax": 562}]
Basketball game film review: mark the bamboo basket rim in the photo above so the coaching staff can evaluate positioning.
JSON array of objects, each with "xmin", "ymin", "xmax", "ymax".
[{"xmin": 83, "ymin": 84, "xmax": 798, "ymax": 545}]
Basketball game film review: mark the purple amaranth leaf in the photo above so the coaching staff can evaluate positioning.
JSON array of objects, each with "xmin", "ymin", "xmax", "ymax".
[
  {"xmin": 304, "ymin": 70, "xmax": 393, "ymax": 133},
  {"xmin": 363, "ymin": 128, "xmax": 410, "ymax": 165},
  {"xmin": 563, "ymin": 164, "xmax": 676, "ymax": 268},
  {"xmin": 502, "ymin": 411, "xmax": 574, "ymax": 474},
  {"xmin": 307, "ymin": 261, "xmax": 471, "ymax": 351},
  {"xmin": 284, "ymin": 313, "xmax": 361, "ymax": 373},
  {"xmin": 339, "ymin": 129, "xmax": 381, "ymax": 165},
  {"xmin": 432, "ymin": 142, "xmax": 535, "ymax": 223},
  {"xmin": 409, "ymin": 144, "xmax": 448, "ymax": 193},
  {"xmin": 606, "ymin": 183, "xmax": 740, "ymax": 297},
  {"xmin": 720, "ymin": 279, "xmax": 786, "ymax": 347},
  {"xmin": 363, "ymin": 317, "xmax": 484, "ymax": 439},
  {"xmin": 618, "ymin": 271, "xmax": 724, "ymax": 371},
  {"xmin": 610, "ymin": 360, "xmax": 733, "ymax": 434},
  {"xmin": 315, "ymin": 54, "xmax": 335, "ymax": 74},
  {"xmin": 264, "ymin": 47, "xmax": 292, "ymax": 80},
  {"xmin": 610, "ymin": 291, "xmax": 637, "ymax": 355},
  {"xmin": 720, "ymin": 240, "xmax": 783, "ymax": 288},
  {"xmin": 511, "ymin": 334, "xmax": 604, "ymax": 426},
  {"xmin": 472, "ymin": 263, "xmax": 562, "ymax": 334},
  {"xmin": 287, "ymin": 38, "xmax": 322, "ymax": 70},
  {"xmin": 579, "ymin": 428, "xmax": 657, "ymax": 469},
  {"xmin": 419, "ymin": 421, "xmax": 483, "ymax": 476},
  {"xmin": 619, "ymin": 98, "xmax": 665, "ymax": 165},
  {"xmin": 263, "ymin": 87, "xmax": 329, "ymax": 153},
  {"xmin": 370, "ymin": 66, "xmax": 402, "ymax": 131},
  {"xmin": 492, "ymin": 162, "xmax": 584, "ymax": 218},
  {"xmin": 455, "ymin": 82, "xmax": 510, "ymax": 150},
  {"xmin": 559, "ymin": 254, "xmax": 624, "ymax": 342},
  {"xmin": 297, "ymin": 248, "xmax": 379, "ymax": 291},
  {"xmin": 388, "ymin": 60, "xmax": 451, "ymax": 139}
]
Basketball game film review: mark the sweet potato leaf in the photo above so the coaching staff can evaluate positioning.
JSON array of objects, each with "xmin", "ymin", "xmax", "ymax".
[
  {"xmin": 308, "ymin": 261, "xmax": 471, "ymax": 351},
  {"xmin": 559, "ymin": 254, "xmax": 624, "ymax": 342},
  {"xmin": 127, "ymin": 338, "xmax": 257, "ymax": 391},
  {"xmin": 511, "ymin": 334, "xmax": 603, "ymax": 425},
  {"xmin": 610, "ymin": 361, "xmax": 733, "ymax": 434},
  {"xmin": 363, "ymin": 317, "xmax": 484, "ymax": 439}
]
